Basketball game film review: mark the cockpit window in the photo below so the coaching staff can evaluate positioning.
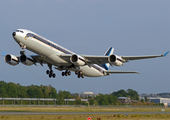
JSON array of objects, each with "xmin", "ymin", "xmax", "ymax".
[{"xmin": 15, "ymin": 30, "xmax": 24, "ymax": 33}]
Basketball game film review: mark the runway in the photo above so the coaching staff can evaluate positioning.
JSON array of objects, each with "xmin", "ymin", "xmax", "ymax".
[{"xmin": 0, "ymin": 111, "xmax": 170, "ymax": 115}]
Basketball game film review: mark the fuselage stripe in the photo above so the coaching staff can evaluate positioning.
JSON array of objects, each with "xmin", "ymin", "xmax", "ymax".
[
  {"xmin": 91, "ymin": 64, "xmax": 105, "ymax": 75},
  {"xmin": 28, "ymin": 33, "xmax": 73, "ymax": 54},
  {"xmin": 27, "ymin": 33, "xmax": 104, "ymax": 75}
]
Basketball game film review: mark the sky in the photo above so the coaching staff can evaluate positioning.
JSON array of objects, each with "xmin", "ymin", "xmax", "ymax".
[{"xmin": 0, "ymin": 0, "xmax": 169, "ymax": 94}]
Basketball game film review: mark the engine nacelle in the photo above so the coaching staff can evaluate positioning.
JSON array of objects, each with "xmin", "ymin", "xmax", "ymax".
[
  {"xmin": 20, "ymin": 55, "xmax": 34, "ymax": 66},
  {"xmin": 70, "ymin": 54, "xmax": 85, "ymax": 66},
  {"xmin": 108, "ymin": 54, "xmax": 124, "ymax": 66},
  {"xmin": 5, "ymin": 54, "xmax": 19, "ymax": 66}
]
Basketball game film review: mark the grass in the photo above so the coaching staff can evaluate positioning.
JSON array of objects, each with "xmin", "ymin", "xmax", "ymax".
[
  {"xmin": 0, "ymin": 114, "xmax": 170, "ymax": 120},
  {"xmin": 0, "ymin": 106, "xmax": 170, "ymax": 112}
]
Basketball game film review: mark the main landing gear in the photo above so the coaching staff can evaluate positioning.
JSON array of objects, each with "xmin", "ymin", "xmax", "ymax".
[
  {"xmin": 62, "ymin": 70, "xmax": 71, "ymax": 76},
  {"xmin": 46, "ymin": 64, "xmax": 56, "ymax": 78},
  {"xmin": 46, "ymin": 70, "xmax": 56, "ymax": 78},
  {"xmin": 75, "ymin": 71, "xmax": 84, "ymax": 78}
]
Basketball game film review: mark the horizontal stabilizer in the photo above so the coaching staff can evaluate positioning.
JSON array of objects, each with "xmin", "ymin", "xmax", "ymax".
[{"xmin": 106, "ymin": 71, "xmax": 139, "ymax": 74}]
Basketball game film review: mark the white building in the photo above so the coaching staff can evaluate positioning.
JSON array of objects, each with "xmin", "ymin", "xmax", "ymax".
[
  {"xmin": 76, "ymin": 92, "xmax": 98, "ymax": 98},
  {"xmin": 149, "ymin": 97, "xmax": 170, "ymax": 107}
]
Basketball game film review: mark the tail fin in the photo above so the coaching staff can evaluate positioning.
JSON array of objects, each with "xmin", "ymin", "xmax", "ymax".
[{"xmin": 101, "ymin": 47, "xmax": 114, "ymax": 70}]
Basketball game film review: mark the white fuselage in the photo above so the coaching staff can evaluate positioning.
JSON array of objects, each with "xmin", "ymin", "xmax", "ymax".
[{"xmin": 13, "ymin": 29, "xmax": 106, "ymax": 77}]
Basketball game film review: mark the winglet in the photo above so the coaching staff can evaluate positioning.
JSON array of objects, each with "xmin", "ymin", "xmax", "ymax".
[
  {"xmin": 163, "ymin": 51, "xmax": 169, "ymax": 56},
  {"xmin": 2, "ymin": 52, "xmax": 6, "ymax": 56}
]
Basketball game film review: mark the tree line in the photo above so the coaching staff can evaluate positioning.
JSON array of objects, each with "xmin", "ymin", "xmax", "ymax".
[{"xmin": 0, "ymin": 81, "xmax": 159, "ymax": 106}]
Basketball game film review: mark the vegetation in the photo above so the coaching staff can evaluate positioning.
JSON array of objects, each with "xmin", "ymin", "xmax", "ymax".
[{"xmin": 0, "ymin": 81, "xmax": 164, "ymax": 106}]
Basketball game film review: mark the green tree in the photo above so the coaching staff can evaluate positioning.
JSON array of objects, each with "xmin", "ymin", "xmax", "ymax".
[
  {"xmin": 0, "ymin": 87, "xmax": 6, "ymax": 97},
  {"xmin": 89, "ymin": 99, "xmax": 94, "ymax": 105},
  {"xmin": 144, "ymin": 97, "xmax": 148, "ymax": 102},
  {"xmin": 49, "ymin": 87, "xmax": 57, "ymax": 98},
  {"xmin": 6, "ymin": 82, "xmax": 18, "ymax": 97},
  {"xmin": 95, "ymin": 94, "xmax": 109, "ymax": 105},
  {"xmin": 27, "ymin": 86, "xmax": 44, "ymax": 98},
  {"xmin": 17, "ymin": 84, "xmax": 28, "ymax": 98},
  {"xmin": 58, "ymin": 90, "xmax": 64, "ymax": 105},
  {"xmin": 127, "ymin": 89, "xmax": 139, "ymax": 101},
  {"xmin": 111, "ymin": 89, "xmax": 128, "ymax": 97},
  {"xmin": 141, "ymin": 99, "xmax": 144, "ymax": 102},
  {"xmin": 75, "ymin": 99, "xmax": 81, "ymax": 105},
  {"xmin": 63, "ymin": 91, "xmax": 74, "ymax": 99}
]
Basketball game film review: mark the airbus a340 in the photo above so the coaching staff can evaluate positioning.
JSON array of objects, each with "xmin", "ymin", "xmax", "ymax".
[{"xmin": 3, "ymin": 29, "xmax": 169, "ymax": 78}]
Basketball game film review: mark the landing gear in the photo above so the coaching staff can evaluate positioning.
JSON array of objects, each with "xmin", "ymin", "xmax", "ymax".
[
  {"xmin": 20, "ymin": 45, "xmax": 26, "ymax": 55},
  {"xmin": 77, "ymin": 71, "xmax": 84, "ymax": 78},
  {"xmin": 20, "ymin": 51, "xmax": 25, "ymax": 55},
  {"xmin": 46, "ymin": 70, "xmax": 56, "ymax": 78},
  {"xmin": 61, "ymin": 70, "xmax": 71, "ymax": 76},
  {"xmin": 46, "ymin": 64, "xmax": 56, "ymax": 78}
]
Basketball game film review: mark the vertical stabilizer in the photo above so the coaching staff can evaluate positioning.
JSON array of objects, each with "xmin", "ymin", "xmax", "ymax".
[{"xmin": 101, "ymin": 47, "xmax": 114, "ymax": 70}]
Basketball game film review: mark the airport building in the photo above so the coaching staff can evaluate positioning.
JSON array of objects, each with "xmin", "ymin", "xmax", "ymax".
[
  {"xmin": 149, "ymin": 97, "xmax": 170, "ymax": 107},
  {"xmin": 73, "ymin": 92, "xmax": 98, "ymax": 98},
  {"xmin": 117, "ymin": 97, "xmax": 131, "ymax": 104}
]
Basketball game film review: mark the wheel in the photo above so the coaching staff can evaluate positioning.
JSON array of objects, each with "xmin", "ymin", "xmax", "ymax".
[
  {"xmin": 46, "ymin": 70, "xmax": 50, "ymax": 74},
  {"xmin": 81, "ymin": 74, "xmax": 84, "ymax": 78},
  {"xmin": 53, "ymin": 74, "xmax": 56, "ymax": 78},
  {"xmin": 49, "ymin": 74, "xmax": 52, "ymax": 78},
  {"xmin": 79, "ymin": 71, "xmax": 82, "ymax": 74},
  {"xmin": 78, "ymin": 74, "xmax": 81, "ymax": 78},
  {"xmin": 65, "ymin": 72, "xmax": 68, "ymax": 76},
  {"xmin": 68, "ymin": 71, "xmax": 71, "ymax": 76},
  {"xmin": 20, "ymin": 51, "xmax": 23, "ymax": 55},
  {"xmin": 75, "ymin": 71, "xmax": 78, "ymax": 75},
  {"xmin": 62, "ymin": 72, "xmax": 65, "ymax": 76},
  {"xmin": 50, "ymin": 70, "xmax": 53, "ymax": 74}
]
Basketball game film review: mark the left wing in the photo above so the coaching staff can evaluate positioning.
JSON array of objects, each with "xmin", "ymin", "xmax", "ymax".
[
  {"xmin": 59, "ymin": 51, "xmax": 169, "ymax": 67},
  {"xmin": 121, "ymin": 51, "xmax": 169, "ymax": 62}
]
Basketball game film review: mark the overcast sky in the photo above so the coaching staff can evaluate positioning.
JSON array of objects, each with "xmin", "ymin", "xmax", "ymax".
[{"xmin": 0, "ymin": 0, "xmax": 169, "ymax": 94}]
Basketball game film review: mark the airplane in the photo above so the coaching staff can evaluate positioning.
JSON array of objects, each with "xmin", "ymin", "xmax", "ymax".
[{"xmin": 3, "ymin": 29, "xmax": 169, "ymax": 78}]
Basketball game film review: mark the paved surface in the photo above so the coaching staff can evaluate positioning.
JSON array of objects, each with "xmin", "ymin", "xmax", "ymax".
[{"xmin": 0, "ymin": 111, "xmax": 170, "ymax": 115}]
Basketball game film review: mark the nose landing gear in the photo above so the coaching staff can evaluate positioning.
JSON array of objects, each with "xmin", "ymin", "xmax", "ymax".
[{"xmin": 20, "ymin": 45, "xmax": 26, "ymax": 55}]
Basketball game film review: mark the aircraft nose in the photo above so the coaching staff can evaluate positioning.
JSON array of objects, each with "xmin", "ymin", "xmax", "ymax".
[{"xmin": 12, "ymin": 32, "xmax": 16, "ymax": 37}]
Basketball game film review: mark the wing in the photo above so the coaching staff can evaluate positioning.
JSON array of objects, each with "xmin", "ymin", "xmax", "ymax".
[
  {"xmin": 60, "ymin": 54, "xmax": 109, "ymax": 65},
  {"xmin": 59, "ymin": 51, "xmax": 169, "ymax": 66},
  {"xmin": 31, "ymin": 55, "xmax": 49, "ymax": 66},
  {"xmin": 121, "ymin": 51, "xmax": 169, "ymax": 62},
  {"xmin": 106, "ymin": 71, "xmax": 139, "ymax": 74}
]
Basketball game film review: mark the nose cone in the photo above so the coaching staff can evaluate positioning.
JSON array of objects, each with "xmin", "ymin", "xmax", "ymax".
[{"xmin": 12, "ymin": 32, "xmax": 16, "ymax": 37}]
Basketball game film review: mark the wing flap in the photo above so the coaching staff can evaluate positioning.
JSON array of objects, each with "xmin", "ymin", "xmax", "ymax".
[
  {"xmin": 81, "ymin": 55, "xmax": 109, "ymax": 64},
  {"xmin": 31, "ymin": 55, "xmax": 48, "ymax": 65}
]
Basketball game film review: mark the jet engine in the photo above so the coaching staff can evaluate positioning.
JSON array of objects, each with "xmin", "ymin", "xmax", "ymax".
[
  {"xmin": 5, "ymin": 54, "xmax": 19, "ymax": 66},
  {"xmin": 70, "ymin": 54, "xmax": 85, "ymax": 66},
  {"xmin": 20, "ymin": 55, "xmax": 34, "ymax": 66},
  {"xmin": 108, "ymin": 54, "xmax": 124, "ymax": 66}
]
